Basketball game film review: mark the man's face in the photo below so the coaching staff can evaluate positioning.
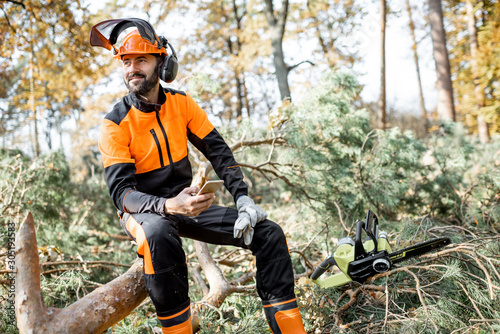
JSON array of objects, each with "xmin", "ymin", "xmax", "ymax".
[{"xmin": 122, "ymin": 54, "xmax": 159, "ymax": 96}]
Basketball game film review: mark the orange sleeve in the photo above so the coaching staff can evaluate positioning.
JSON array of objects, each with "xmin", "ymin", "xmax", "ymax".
[
  {"xmin": 99, "ymin": 119, "xmax": 135, "ymax": 168},
  {"xmin": 185, "ymin": 93, "xmax": 214, "ymax": 139}
]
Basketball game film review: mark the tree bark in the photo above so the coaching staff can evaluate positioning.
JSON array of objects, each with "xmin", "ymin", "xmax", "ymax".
[
  {"xmin": 15, "ymin": 212, "xmax": 148, "ymax": 334},
  {"xmin": 405, "ymin": 0, "xmax": 428, "ymax": 133},
  {"xmin": 466, "ymin": 0, "xmax": 490, "ymax": 143},
  {"xmin": 428, "ymin": 0, "xmax": 456, "ymax": 121},
  {"xmin": 378, "ymin": 0, "xmax": 387, "ymax": 130},
  {"xmin": 264, "ymin": 0, "xmax": 291, "ymax": 102}
]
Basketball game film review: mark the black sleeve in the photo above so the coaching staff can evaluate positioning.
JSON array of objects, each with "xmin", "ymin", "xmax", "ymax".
[
  {"xmin": 103, "ymin": 163, "xmax": 167, "ymax": 215},
  {"xmin": 188, "ymin": 128, "xmax": 248, "ymax": 202}
]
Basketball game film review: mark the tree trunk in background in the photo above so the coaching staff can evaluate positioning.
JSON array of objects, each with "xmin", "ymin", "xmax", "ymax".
[
  {"xmin": 406, "ymin": 0, "xmax": 428, "ymax": 133},
  {"xmin": 428, "ymin": 0, "xmax": 456, "ymax": 121},
  {"xmin": 466, "ymin": 0, "xmax": 490, "ymax": 143},
  {"xmin": 230, "ymin": 0, "xmax": 248, "ymax": 119},
  {"xmin": 29, "ymin": 52, "xmax": 40, "ymax": 157},
  {"xmin": 264, "ymin": 0, "xmax": 291, "ymax": 103},
  {"xmin": 477, "ymin": 114, "xmax": 489, "ymax": 143},
  {"xmin": 378, "ymin": 0, "xmax": 387, "ymax": 130}
]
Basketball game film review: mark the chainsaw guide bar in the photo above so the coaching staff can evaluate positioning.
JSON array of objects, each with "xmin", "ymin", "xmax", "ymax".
[{"xmin": 389, "ymin": 237, "xmax": 451, "ymax": 264}]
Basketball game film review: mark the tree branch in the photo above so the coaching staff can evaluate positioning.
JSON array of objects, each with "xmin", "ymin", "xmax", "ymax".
[
  {"xmin": 3, "ymin": 0, "xmax": 26, "ymax": 8},
  {"xmin": 288, "ymin": 60, "xmax": 315, "ymax": 72}
]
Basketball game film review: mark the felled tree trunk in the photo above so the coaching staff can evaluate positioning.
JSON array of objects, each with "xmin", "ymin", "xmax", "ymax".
[{"xmin": 15, "ymin": 212, "xmax": 148, "ymax": 334}]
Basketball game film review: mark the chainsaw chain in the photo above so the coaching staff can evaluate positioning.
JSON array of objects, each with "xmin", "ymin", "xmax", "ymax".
[{"xmin": 389, "ymin": 237, "xmax": 451, "ymax": 265}]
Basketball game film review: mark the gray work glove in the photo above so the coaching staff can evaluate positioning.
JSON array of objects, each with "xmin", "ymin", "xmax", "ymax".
[{"xmin": 234, "ymin": 195, "xmax": 268, "ymax": 245}]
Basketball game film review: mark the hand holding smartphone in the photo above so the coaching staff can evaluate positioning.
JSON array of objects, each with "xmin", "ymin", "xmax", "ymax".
[{"xmin": 196, "ymin": 180, "xmax": 224, "ymax": 195}]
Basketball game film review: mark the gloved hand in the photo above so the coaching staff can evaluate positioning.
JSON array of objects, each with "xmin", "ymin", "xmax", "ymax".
[{"xmin": 234, "ymin": 196, "xmax": 267, "ymax": 245}]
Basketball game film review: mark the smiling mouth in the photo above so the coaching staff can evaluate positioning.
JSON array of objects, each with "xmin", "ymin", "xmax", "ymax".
[{"xmin": 128, "ymin": 75, "xmax": 145, "ymax": 83}]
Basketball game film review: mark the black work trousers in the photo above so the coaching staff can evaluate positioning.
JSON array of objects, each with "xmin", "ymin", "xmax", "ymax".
[{"xmin": 120, "ymin": 205, "xmax": 295, "ymax": 318}]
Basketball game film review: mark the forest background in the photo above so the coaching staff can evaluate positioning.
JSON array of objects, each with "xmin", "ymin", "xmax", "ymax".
[{"xmin": 1, "ymin": 0, "xmax": 499, "ymax": 333}]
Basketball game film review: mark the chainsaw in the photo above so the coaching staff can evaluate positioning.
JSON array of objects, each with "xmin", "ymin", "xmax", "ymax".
[{"xmin": 310, "ymin": 210, "xmax": 451, "ymax": 288}]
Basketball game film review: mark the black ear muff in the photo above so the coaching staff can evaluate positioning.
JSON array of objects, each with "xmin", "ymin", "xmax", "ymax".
[{"xmin": 159, "ymin": 38, "xmax": 179, "ymax": 83}]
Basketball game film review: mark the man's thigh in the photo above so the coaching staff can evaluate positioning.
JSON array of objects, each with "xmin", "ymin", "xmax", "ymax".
[
  {"xmin": 177, "ymin": 205, "xmax": 248, "ymax": 248},
  {"xmin": 122, "ymin": 212, "xmax": 186, "ymax": 272}
]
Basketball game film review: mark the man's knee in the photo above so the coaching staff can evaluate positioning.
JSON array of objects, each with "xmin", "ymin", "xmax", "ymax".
[
  {"xmin": 258, "ymin": 219, "xmax": 287, "ymax": 240},
  {"xmin": 130, "ymin": 214, "xmax": 186, "ymax": 271},
  {"xmin": 144, "ymin": 216, "xmax": 181, "ymax": 245},
  {"xmin": 252, "ymin": 219, "xmax": 289, "ymax": 255}
]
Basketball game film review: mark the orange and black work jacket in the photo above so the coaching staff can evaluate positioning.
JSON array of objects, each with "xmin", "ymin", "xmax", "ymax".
[{"xmin": 99, "ymin": 86, "xmax": 248, "ymax": 215}]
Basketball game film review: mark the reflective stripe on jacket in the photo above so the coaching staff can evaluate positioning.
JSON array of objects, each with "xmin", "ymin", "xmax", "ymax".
[{"xmin": 99, "ymin": 86, "xmax": 248, "ymax": 215}]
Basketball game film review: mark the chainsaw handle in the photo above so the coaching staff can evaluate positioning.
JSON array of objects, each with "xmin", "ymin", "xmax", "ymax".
[
  {"xmin": 310, "ymin": 255, "xmax": 337, "ymax": 280},
  {"xmin": 364, "ymin": 210, "xmax": 378, "ymax": 252},
  {"xmin": 354, "ymin": 210, "xmax": 380, "ymax": 259},
  {"xmin": 365, "ymin": 210, "xmax": 378, "ymax": 240},
  {"xmin": 354, "ymin": 220, "xmax": 367, "ymax": 259}
]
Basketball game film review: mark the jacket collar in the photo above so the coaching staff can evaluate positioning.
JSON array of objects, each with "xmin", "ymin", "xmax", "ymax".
[{"xmin": 129, "ymin": 85, "xmax": 166, "ymax": 113}]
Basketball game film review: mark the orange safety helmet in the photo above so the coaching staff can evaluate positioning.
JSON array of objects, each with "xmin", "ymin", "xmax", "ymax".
[{"xmin": 113, "ymin": 29, "xmax": 167, "ymax": 59}]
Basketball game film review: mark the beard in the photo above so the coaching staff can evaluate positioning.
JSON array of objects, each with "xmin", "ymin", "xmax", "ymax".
[{"xmin": 124, "ymin": 64, "xmax": 159, "ymax": 96}]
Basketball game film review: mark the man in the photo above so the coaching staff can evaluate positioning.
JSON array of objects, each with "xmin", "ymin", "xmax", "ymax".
[{"xmin": 92, "ymin": 18, "xmax": 306, "ymax": 334}]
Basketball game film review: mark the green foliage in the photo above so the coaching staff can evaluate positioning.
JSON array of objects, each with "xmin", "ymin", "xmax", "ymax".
[
  {"xmin": 273, "ymin": 70, "xmax": 425, "ymax": 225},
  {"xmin": 40, "ymin": 270, "xmax": 89, "ymax": 308},
  {"xmin": 418, "ymin": 124, "xmax": 500, "ymax": 229},
  {"xmin": 266, "ymin": 70, "xmax": 500, "ymax": 238},
  {"xmin": 296, "ymin": 280, "xmax": 341, "ymax": 333},
  {"xmin": 0, "ymin": 149, "xmax": 125, "ymax": 257},
  {"xmin": 107, "ymin": 309, "xmax": 159, "ymax": 334},
  {"xmin": 196, "ymin": 296, "xmax": 269, "ymax": 334},
  {"xmin": 214, "ymin": 69, "xmax": 499, "ymax": 333}
]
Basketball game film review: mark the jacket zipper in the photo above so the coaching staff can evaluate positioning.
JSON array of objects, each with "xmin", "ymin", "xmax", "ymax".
[
  {"xmin": 150, "ymin": 129, "xmax": 165, "ymax": 167},
  {"xmin": 155, "ymin": 111, "xmax": 174, "ymax": 168}
]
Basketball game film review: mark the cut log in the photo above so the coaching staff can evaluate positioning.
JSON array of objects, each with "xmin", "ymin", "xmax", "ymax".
[{"xmin": 15, "ymin": 212, "xmax": 148, "ymax": 334}]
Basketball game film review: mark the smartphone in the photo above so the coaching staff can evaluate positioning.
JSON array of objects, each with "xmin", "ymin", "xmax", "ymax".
[{"xmin": 196, "ymin": 180, "xmax": 224, "ymax": 195}]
